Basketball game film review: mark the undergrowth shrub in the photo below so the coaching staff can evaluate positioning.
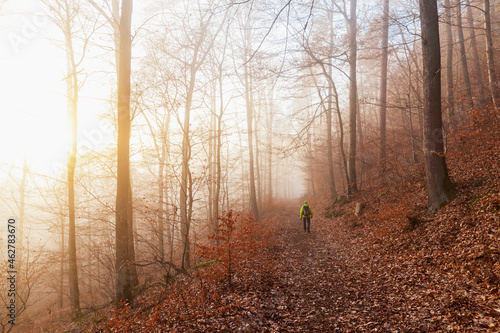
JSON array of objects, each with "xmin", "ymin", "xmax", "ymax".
[
  {"xmin": 94, "ymin": 210, "xmax": 274, "ymax": 332},
  {"xmin": 196, "ymin": 210, "xmax": 262, "ymax": 289}
]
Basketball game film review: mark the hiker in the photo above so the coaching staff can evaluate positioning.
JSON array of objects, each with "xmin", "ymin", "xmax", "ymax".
[{"xmin": 300, "ymin": 201, "xmax": 313, "ymax": 232}]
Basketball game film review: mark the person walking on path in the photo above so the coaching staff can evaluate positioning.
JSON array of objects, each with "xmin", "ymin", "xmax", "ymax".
[{"xmin": 300, "ymin": 201, "xmax": 313, "ymax": 232}]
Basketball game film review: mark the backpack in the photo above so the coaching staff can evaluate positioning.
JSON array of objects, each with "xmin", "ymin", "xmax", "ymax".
[{"xmin": 302, "ymin": 205, "xmax": 311, "ymax": 217}]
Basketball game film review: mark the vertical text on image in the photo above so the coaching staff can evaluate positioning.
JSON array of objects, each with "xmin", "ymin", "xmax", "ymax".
[{"xmin": 6, "ymin": 217, "xmax": 17, "ymax": 325}]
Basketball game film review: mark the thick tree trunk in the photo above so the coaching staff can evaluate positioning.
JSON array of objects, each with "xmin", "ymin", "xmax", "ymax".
[
  {"xmin": 379, "ymin": 0, "xmax": 390, "ymax": 174},
  {"xmin": 115, "ymin": 0, "xmax": 133, "ymax": 304},
  {"xmin": 419, "ymin": 0, "xmax": 456, "ymax": 214},
  {"xmin": 347, "ymin": 0, "xmax": 358, "ymax": 194}
]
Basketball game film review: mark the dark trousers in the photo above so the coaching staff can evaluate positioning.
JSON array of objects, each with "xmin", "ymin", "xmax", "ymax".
[{"xmin": 303, "ymin": 217, "xmax": 310, "ymax": 231}]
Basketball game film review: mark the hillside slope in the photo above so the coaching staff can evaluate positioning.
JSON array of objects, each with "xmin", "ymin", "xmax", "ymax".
[{"xmin": 58, "ymin": 123, "xmax": 499, "ymax": 332}]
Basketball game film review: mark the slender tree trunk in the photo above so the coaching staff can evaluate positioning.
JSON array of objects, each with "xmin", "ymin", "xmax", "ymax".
[
  {"xmin": 456, "ymin": 0, "xmax": 474, "ymax": 110},
  {"xmin": 484, "ymin": 0, "xmax": 500, "ymax": 111},
  {"xmin": 243, "ymin": 47, "xmax": 259, "ymax": 221},
  {"xmin": 215, "ymin": 73, "xmax": 224, "ymax": 236},
  {"xmin": 348, "ymin": 0, "xmax": 358, "ymax": 194},
  {"xmin": 419, "ymin": 0, "xmax": 456, "ymax": 214},
  {"xmin": 267, "ymin": 92, "xmax": 273, "ymax": 201},
  {"xmin": 65, "ymin": 24, "xmax": 80, "ymax": 315},
  {"xmin": 326, "ymin": 67, "xmax": 337, "ymax": 198},
  {"xmin": 254, "ymin": 104, "xmax": 263, "ymax": 211},
  {"xmin": 357, "ymin": 94, "xmax": 364, "ymax": 189},
  {"xmin": 128, "ymin": 184, "xmax": 139, "ymax": 287},
  {"xmin": 165, "ymin": 112, "xmax": 173, "ymax": 262},
  {"xmin": 208, "ymin": 83, "xmax": 216, "ymax": 236},
  {"xmin": 180, "ymin": 46, "xmax": 202, "ymax": 269},
  {"xmin": 180, "ymin": 82, "xmax": 193, "ymax": 269},
  {"xmin": 465, "ymin": 0, "xmax": 489, "ymax": 103},
  {"xmin": 306, "ymin": 127, "xmax": 316, "ymax": 196},
  {"xmin": 238, "ymin": 127, "xmax": 247, "ymax": 211},
  {"xmin": 115, "ymin": 0, "xmax": 133, "ymax": 304},
  {"xmin": 326, "ymin": 8, "xmax": 337, "ymax": 198},
  {"xmin": 59, "ymin": 214, "xmax": 64, "ymax": 310},
  {"xmin": 444, "ymin": 0, "xmax": 455, "ymax": 121},
  {"xmin": 158, "ymin": 134, "xmax": 165, "ymax": 261},
  {"xmin": 407, "ymin": 51, "xmax": 418, "ymax": 164},
  {"xmin": 333, "ymin": 82, "xmax": 350, "ymax": 188},
  {"xmin": 379, "ymin": 0, "xmax": 390, "ymax": 174}
]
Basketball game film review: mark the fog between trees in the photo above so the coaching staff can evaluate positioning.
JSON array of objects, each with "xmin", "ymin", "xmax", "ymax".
[{"xmin": 0, "ymin": 0, "xmax": 498, "ymax": 328}]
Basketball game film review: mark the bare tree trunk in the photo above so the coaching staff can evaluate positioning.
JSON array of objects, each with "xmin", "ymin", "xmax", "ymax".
[
  {"xmin": 243, "ymin": 47, "xmax": 259, "ymax": 221},
  {"xmin": 266, "ymin": 91, "xmax": 273, "ymax": 201},
  {"xmin": 465, "ymin": 0, "xmax": 489, "ymax": 103},
  {"xmin": 332, "ymin": 82, "xmax": 350, "ymax": 188},
  {"xmin": 419, "ymin": 0, "xmax": 456, "ymax": 213},
  {"xmin": 115, "ymin": 0, "xmax": 133, "ymax": 304},
  {"xmin": 215, "ymin": 72, "xmax": 224, "ymax": 236},
  {"xmin": 407, "ymin": 52, "xmax": 418, "ymax": 164},
  {"xmin": 326, "ymin": 66, "xmax": 337, "ymax": 198},
  {"xmin": 64, "ymin": 18, "xmax": 80, "ymax": 316},
  {"xmin": 254, "ymin": 104, "xmax": 263, "ymax": 211},
  {"xmin": 165, "ymin": 112, "xmax": 173, "ymax": 263},
  {"xmin": 112, "ymin": 0, "xmax": 137, "ymax": 290},
  {"xmin": 59, "ymin": 214, "xmax": 64, "ymax": 310},
  {"xmin": 238, "ymin": 127, "xmax": 247, "ymax": 211},
  {"xmin": 348, "ymin": 0, "xmax": 358, "ymax": 194},
  {"xmin": 456, "ymin": 0, "xmax": 474, "ymax": 110},
  {"xmin": 208, "ymin": 83, "xmax": 216, "ymax": 236},
  {"xmin": 484, "ymin": 0, "xmax": 500, "ymax": 111},
  {"xmin": 177, "ymin": 12, "xmax": 223, "ymax": 266},
  {"xmin": 180, "ymin": 79, "xmax": 193, "ymax": 269},
  {"xmin": 357, "ymin": 94, "xmax": 364, "ymax": 189},
  {"xmin": 444, "ymin": 0, "xmax": 455, "ymax": 121},
  {"xmin": 158, "ymin": 134, "xmax": 165, "ymax": 261},
  {"xmin": 128, "ymin": 184, "xmax": 139, "ymax": 287},
  {"xmin": 325, "ymin": 7, "xmax": 337, "ymax": 198},
  {"xmin": 379, "ymin": 0, "xmax": 390, "ymax": 174},
  {"xmin": 306, "ymin": 127, "xmax": 316, "ymax": 196}
]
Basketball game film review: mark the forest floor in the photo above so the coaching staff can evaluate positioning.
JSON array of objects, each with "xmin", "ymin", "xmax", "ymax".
[
  {"xmin": 55, "ymin": 122, "xmax": 499, "ymax": 332},
  {"xmin": 254, "ymin": 209, "xmax": 500, "ymax": 332},
  {"xmin": 68, "ymin": 204, "xmax": 499, "ymax": 332}
]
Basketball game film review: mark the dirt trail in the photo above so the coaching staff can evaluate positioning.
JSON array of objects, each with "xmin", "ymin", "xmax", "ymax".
[
  {"xmin": 81, "ymin": 208, "xmax": 497, "ymax": 332},
  {"xmin": 258, "ymin": 211, "xmax": 452, "ymax": 332},
  {"xmin": 259, "ymin": 212, "xmax": 381, "ymax": 332}
]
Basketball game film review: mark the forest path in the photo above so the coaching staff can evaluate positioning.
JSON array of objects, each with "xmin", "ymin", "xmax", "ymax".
[{"xmin": 257, "ymin": 210, "xmax": 426, "ymax": 332}]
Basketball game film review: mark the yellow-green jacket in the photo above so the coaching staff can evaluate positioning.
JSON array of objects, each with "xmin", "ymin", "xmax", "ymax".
[{"xmin": 300, "ymin": 204, "xmax": 313, "ymax": 218}]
